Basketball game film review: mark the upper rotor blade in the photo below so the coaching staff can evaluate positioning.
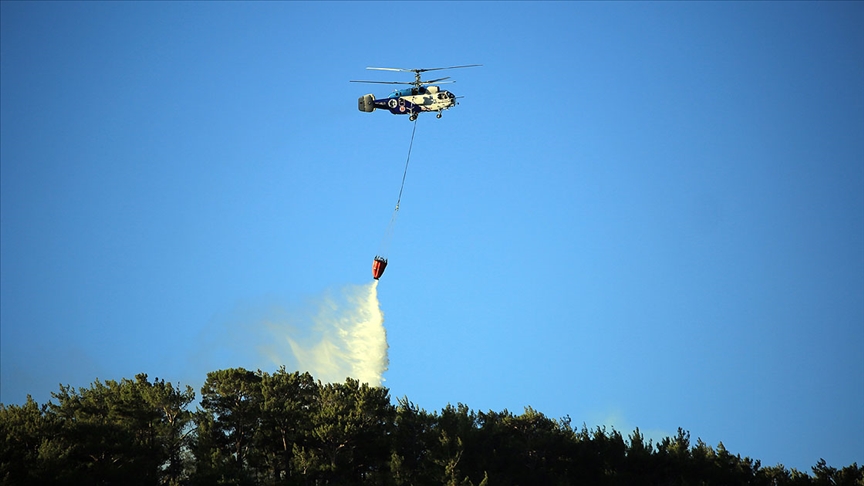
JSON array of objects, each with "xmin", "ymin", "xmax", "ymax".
[
  {"xmin": 417, "ymin": 64, "xmax": 482, "ymax": 73},
  {"xmin": 366, "ymin": 67, "xmax": 413, "ymax": 72},
  {"xmin": 366, "ymin": 64, "xmax": 482, "ymax": 74}
]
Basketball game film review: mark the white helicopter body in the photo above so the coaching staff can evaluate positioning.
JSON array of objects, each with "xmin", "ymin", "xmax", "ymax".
[{"xmin": 352, "ymin": 65, "xmax": 480, "ymax": 121}]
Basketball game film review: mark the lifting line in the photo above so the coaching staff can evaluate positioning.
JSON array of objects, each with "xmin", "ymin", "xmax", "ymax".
[
  {"xmin": 377, "ymin": 117, "xmax": 418, "ymax": 256},
  {"xmin": 394, "ymin": 117, "xmax": 418, "ymax": 212}
]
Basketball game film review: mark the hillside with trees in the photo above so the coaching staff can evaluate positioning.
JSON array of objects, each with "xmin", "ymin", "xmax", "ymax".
[{"xmin": 1, "ymin": 368, "xmax": 861, "ymax": 485}]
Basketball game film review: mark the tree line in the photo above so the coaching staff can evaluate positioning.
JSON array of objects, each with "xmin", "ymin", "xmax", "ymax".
[{"xmin": 1, "ymin": 367, "xmax": 861, "ymax": 485}]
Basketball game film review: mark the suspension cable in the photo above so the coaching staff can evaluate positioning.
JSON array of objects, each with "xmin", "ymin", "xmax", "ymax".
[
  {"xmin": 377, "ymin": 117, "xmax": 418, "ymax": 257},
  {"xmin": 394, "ymin": 117, "xmax": 418, "ymax": 212}
]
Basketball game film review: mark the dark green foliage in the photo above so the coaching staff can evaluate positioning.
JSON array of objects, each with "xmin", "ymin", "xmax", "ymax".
[
  {"xmin": 2, "ymin": 369, "xmax": 861, "ymax": 485},
  {"xmin": 0, "ymin": 395, "xmax": 49, "ymax": 484},
  {"xmin": 1, "ymin": 374, "xmax": 193, "ymax": 486}
]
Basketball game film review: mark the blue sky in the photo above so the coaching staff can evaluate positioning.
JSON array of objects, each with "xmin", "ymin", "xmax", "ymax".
[{"xmin": 2, "ymin": 1, "xmax": 862, "ymax": 472}]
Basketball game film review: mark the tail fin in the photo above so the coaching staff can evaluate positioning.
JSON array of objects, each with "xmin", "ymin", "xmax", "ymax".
[{"xmin": 358, "ymin": 94, "xmax": 376, "ymax": 112}]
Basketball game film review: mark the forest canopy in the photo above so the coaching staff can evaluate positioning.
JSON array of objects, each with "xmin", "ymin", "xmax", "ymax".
[{"xmin": 1, "ymin": 368, "xmax": 861, "ymax": 486}]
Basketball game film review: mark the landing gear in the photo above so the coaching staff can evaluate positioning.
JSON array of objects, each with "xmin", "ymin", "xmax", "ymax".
[
  {"xmin": 409, "ymin": 113, "xmax": 418, "ymax": 121},
  {"xmin": 436, "ymin": 112, "xmax": 442, "ymax": 119}
]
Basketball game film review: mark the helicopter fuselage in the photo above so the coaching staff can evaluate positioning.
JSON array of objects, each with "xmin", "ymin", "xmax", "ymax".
[{"xmin": 358, "ymin": 85, "xmax": 457, "ymax": 119}]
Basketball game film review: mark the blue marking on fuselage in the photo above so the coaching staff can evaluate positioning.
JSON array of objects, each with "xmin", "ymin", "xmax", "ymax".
[{"xmin": 373, "ymin": 97, "xmax": 417, "ymax": 116}]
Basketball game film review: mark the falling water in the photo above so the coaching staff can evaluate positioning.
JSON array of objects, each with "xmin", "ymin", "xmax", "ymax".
[{"xmin": 263, "ymin": 281, "xmax": 389, "ymax": 386}]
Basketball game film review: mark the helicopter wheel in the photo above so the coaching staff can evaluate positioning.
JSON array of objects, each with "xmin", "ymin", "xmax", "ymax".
[
  {"xmin": 409, "ymin": 113, "xmax": 417, "ymax": 121},
  {"xmin": 436, "ymin": 112, "xmax": 442, "ymax": 119}
]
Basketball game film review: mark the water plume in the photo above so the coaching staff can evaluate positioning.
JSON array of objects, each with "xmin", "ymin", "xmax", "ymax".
[{"xmin": 262, "ymin": 281, "xmax": 389, "ymax": 386}]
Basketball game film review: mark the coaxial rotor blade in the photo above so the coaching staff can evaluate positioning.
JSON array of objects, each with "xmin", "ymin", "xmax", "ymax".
[
  {"xmin": 366, "ymin": 64, "xmax": 482, "ymax": 74},
  {"xmin": 415, "ymin": 64, "xmax": 482, "ymax": 73},
  {"xmin": 350, "ymin": 80, "xmax": 414, "ymax": 85},
  {"xmin": 366, "ymin": 67, "xmax": 413, "ymax": 72},
  {"xmin": 423, "ymin": 76, "xmax": 451, "ymax": 84}
]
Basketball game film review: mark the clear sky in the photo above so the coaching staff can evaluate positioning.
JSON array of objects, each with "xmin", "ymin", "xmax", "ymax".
[{"xmin": 2, "ymin": 1, "xmax": 862, "ymax": 473}]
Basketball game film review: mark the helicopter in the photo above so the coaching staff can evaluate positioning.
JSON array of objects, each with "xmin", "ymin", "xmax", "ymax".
[{"xmin": 351, "ymin": 65, "xmax": 481, "ymax": 121}]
